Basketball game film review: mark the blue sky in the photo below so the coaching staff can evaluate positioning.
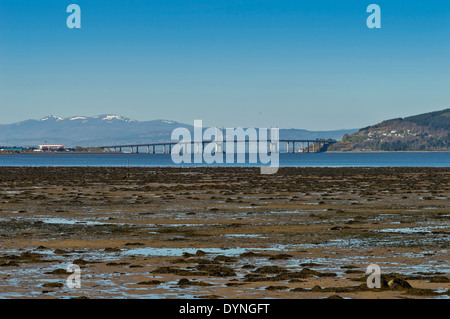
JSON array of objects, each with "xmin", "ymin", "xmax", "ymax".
[{"xmin": 0, "ymin": 0, "xmax": 449, "ymax": 130}]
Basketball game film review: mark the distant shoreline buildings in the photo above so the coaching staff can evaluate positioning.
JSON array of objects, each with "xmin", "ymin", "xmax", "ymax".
[
  {"xmin": 0, "ymin": 144, "xmax": 67, "ymax": 153},
  {"xmin": 38, "ymin": 144, "xmax": 66, "ymax": 152}
]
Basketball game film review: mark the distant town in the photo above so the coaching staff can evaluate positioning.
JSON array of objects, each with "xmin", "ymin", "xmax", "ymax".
[{"xmin": 0, "ymin": 145, "xmax": 104, "ymax": 153}]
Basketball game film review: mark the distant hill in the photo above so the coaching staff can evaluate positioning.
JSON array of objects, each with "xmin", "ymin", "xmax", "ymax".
[
  {"xmin": 329, "ymin": 109, "xmax": 450, "ymax": 152},
  {"xmin": 0, "ymin": 114, "xmax": 356, "ymax": 147},
  {"xmin": 0, "ymin": 115, "xmax": 192, "ymax": 147}
]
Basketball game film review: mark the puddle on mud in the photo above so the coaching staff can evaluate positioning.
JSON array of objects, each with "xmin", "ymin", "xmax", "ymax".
[
  {"xmin": 225, "ymin": 234, "xmax": 268, "ymax": 239},
  {"xmin": 37, "ymin": 217, "xmax": 108, "ymax": 226},
  {"xmin": 121, "ymin": 244, "xmax": 326, "ymax": 259},
  {"xmin": 376, "ymin": 225, "xmax": 449, "ymax": 234},
  {"xmin": 159, "ymin": 223, "xmax": 207, "ymax": 227},
  {"xmin": 122, "ymin": 247, "xmax": 271, "ymax": 257}
]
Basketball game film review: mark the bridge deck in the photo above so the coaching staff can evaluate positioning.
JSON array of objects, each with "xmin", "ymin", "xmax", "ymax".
[{"xmin": 100, "ymin": 139, "xmax": 336, "ymax": 149}]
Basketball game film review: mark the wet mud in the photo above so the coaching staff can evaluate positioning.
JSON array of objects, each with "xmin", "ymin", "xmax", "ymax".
[{"xmin": 0, "ymin": 167, "xmax": 448, "ymax": 299}]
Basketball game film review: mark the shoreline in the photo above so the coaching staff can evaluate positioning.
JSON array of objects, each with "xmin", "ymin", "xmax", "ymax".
[
  {"xmin": 0, "ymin": 150, "xmax": 449, "ymax": 156},
  {"xmin": 0, "ymin": 166, "xmax": 448, "ymax": 299},
  {"xmin": 326, "ymin": 150, "xmax": 450, "ymax": 153}
]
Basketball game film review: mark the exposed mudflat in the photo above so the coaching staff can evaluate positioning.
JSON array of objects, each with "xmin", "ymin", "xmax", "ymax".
[{"xmin": 0, "ymin": 167, "xmax": 448, "ymax": 299}]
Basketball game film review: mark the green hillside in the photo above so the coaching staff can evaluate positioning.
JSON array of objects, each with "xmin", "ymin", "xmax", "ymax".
[{"xmin": 330, "ymin": 109, "xmax": 450, "ymax": 152}]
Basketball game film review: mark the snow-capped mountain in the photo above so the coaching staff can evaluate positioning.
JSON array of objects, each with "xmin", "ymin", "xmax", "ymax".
[
  {"xmin": 0, "ymin": 115, "xmax": 192, "ymax": 147},
  {"xmin": 38, "ymin": 114, "xmax": 135, "ymax": 123},
  {"xmin": 0, "ymin": 114, "xmax": 356, "ymax": 147},
  {"xmin": 39, "ymin": 115, "xmax": 64, "ymax": 121}
]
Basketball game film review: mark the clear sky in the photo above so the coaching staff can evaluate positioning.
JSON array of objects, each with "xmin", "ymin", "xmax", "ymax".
[{"xmin": 0, "ymin": 0, "xmax": 449, "ymax": 130}]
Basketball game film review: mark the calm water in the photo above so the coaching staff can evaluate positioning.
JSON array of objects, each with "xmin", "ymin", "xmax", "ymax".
[{"xmin": 0, "ymin": 152, "xmax": 448, "ymax": 167}]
